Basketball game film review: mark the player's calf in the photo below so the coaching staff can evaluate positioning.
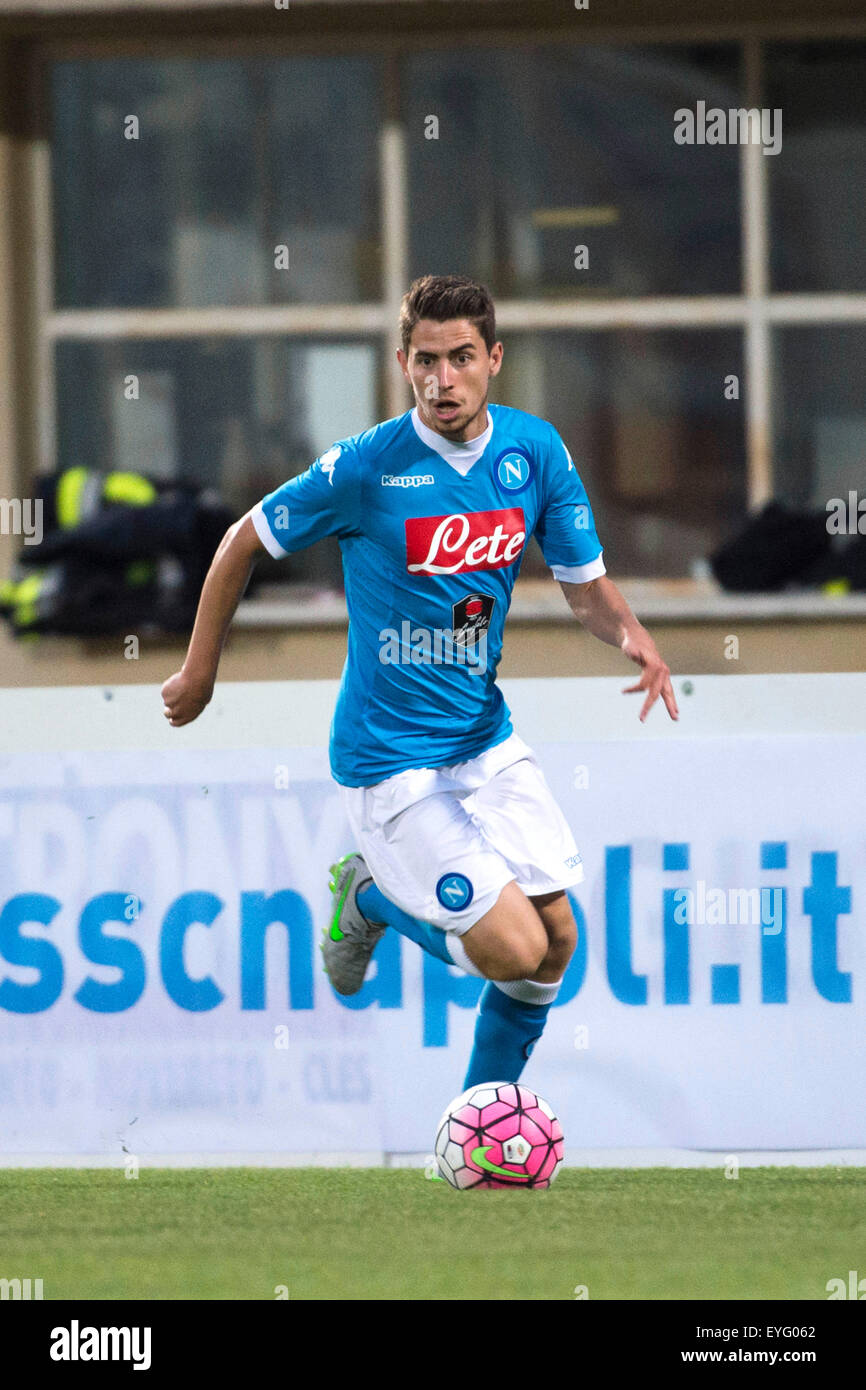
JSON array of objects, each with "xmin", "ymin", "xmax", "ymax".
[{"xmin": 461, "ymin": 887, "xmax": 578, "ymax": 1089}]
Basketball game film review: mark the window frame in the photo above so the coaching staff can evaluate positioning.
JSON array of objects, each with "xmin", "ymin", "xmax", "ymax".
[{"xmin": 23, "ymin": 25, "xmax": 866, "ymax": 573}]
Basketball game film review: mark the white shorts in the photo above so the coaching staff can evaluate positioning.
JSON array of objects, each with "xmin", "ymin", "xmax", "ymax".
[{"xmin": 339, "ymin": 732, "xmax": 584, "ymax": 935}]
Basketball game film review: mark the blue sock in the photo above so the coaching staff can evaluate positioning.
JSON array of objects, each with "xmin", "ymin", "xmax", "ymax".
[
  {"xmin": 357, "ymin": 881, "xmax": 453, "ymax": 966},
  {"xmin": 463, "ymin": 981, "xmax": 552, "ymax": 1089}
]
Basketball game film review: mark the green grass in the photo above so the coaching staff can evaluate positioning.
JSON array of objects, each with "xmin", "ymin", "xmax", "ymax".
[{"xmin": 1, "ymin": 1167, "xmax": 863, "ymax": 1300}]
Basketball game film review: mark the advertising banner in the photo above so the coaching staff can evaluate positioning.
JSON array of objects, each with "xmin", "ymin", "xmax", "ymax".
[{"xmin": 0, "ymin": 679, "xmax": 863, "ymax": 1157}]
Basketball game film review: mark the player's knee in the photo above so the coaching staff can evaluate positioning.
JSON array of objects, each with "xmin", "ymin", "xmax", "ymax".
[
  {"xmin": 548, "ymin": 921, "xmax": 578, "ymax": 973},
  {"xmin": 552, "ymin": 914, "xmax": 578, "ymax": 957},
  {"xmin": 535, "ymin": 937, "xmax": 574, "ymax": 984},
  {"xmin": 536, "ymin": 893, "xmax": 577, "ymax": 952},
  {"xmin": 488, "ymin": 934, "xmax": 548, "ymax": 982},
  {"xmin": 463, "ymin": 922, "xmax": 547, "ymax": 981},
  {"xmin": 461, "ymin": 882, "xmax": 549, "ymax": 981},
  {"xmin": 531, "ymin": 892, "xmax": 578, "ymax": 980}
]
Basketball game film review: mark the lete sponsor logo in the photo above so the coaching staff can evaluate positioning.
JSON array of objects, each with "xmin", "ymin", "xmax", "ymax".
[{"xmin": 405, "ymin": 508, "xmax": 526, "ymax": 576}]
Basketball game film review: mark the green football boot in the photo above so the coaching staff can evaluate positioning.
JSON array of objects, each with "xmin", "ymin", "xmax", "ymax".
[{"xmin": 321, "ymin": 852, "xmax": 387, "ymax": 996}]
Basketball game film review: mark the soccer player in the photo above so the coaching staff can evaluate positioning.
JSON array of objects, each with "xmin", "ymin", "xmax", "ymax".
[{"xmin": 162, "ymin": 274, "xmax": 678, "ymax": 1089}]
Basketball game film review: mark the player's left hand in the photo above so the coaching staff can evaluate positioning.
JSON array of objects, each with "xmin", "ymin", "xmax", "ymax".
[{"xmin": 621, "ymin": 628, "xmax": 679, "ymax": 723}]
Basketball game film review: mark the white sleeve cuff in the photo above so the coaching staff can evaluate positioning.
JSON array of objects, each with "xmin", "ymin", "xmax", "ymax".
[
  {"xmin": 550, "ymin": 553, "xmax": 606, "ymax": 584},
  {"xmin": 251, "ymin": 500, "xmax": 290, "ymax": 559}
]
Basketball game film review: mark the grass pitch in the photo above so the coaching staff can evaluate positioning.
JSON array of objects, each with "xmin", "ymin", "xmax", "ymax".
[{"xmin": 1, "ymin": 1166, "xmax": 863, "ymax": 1300}]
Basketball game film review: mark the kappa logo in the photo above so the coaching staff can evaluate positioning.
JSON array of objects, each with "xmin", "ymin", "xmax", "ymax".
[
  {"xmin": 318, "ymin": 446, "xmax": 341, "ymax": 486},
  {"xmin": 406, "ymin": 509, "xmax": 526, "ymax": 576},
  {"xmin": 382, "ymin": 474, "xmax": 435, "ymax": 488}
]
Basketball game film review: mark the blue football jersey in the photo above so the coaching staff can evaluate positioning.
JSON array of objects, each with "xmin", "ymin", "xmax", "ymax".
[{"xmin": 252, "ymin": 404, "xmax": 605, "ymax": 786}]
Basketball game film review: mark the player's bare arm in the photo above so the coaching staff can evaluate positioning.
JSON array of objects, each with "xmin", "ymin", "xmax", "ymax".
[
  {"xmin": 161, "ymin": 513, "xmax": 265, "ymax": 727},
  {"xmin": 560, "ymin": 575, "xmax": 679, "ymax": 723}
]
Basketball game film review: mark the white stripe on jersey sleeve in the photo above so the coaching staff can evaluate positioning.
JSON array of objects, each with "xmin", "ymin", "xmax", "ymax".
[
  {"xmin": 550, "ymin": 553, "xmax": 606, "ymax": 584},
  {"xmin": 251, "ymin": 500, "xmax": 290, "ymax": 559}
]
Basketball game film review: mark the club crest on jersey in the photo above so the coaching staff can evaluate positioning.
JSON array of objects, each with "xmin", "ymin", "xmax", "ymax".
[
  {"xmin": 452, "ymin": 592, "xmax": 495, "ymax": 649},
  {"xmin": 436, "ymin": 872, "xmax": 474, "ymax": 912},
  {"xmin": 495, "ymin": 449, "xmax": 534, "ymax": 494},
  {"xmin": 405, "ymin": 508, "xmax": 526, "ymax": 576}
]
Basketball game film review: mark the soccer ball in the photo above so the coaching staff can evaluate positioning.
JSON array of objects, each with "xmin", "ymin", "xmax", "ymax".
[{"xmin": 434, "ymin": 1081, "xmax": 564, "ymax": 1189}]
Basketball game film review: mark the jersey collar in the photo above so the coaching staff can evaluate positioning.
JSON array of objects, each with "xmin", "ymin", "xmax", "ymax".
[{"xmin": 410, "ymin": 406, "xmax": 494, "ymax": 477}]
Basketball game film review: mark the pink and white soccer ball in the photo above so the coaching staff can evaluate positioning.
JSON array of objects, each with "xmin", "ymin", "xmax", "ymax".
[{"xmin": 434, "ymin": 1081, "xmax": 564, "ymax": 1189}]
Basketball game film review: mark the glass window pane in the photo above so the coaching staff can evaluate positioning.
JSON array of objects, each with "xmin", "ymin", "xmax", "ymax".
[
  {"xmin": 767, "ymin": 42, "xmax": 866, "ymax": 293},
  {"xmin": 496, "ymin": 330, "xmax": 746, "ymax": 577},
  {"xmin": 54, "ymin": 337, "xmax": 380, "ymax": 586},
  {"xmin": 52, "ymin": 58, "xmax": 382, "ymax": 308},
  {"xmin": 773, "ymin": 325, "xmax": 866, "ymax": 508},
  {"xmin": 406, "ymin": 44, "xmax": 742, "ymax": 298}
]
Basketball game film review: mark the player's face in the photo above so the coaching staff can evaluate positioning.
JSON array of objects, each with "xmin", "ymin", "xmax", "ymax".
[{"xmin": 397, "ymin": 319, "xmax": 503, "ymax": 442}]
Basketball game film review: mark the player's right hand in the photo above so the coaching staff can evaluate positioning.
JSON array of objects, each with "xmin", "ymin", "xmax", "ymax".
[{"xmin": 161, "ymin": 670, "xmax": 213, "ymax": 727}]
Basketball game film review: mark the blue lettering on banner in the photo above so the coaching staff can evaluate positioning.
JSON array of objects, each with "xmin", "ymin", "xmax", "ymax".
[
  {"xmin": 606, "ymin": 845, "xmax": 648, "ymax": 1005},
  {"xmin": 160, "ymin": 892, "xmax": 225, "ymax": 1012},
  {"xmin": 0, "ymin": 842, "xmax": 853, "ymax": 1046},
  {"xmin": 761, "ymin": 840, "xmax": 787, "ymax": 1004},
  {"xmin": 422, "ymin": 954, "xmax": 483, "ymax": 1049},
  {"xmin": 0, "ymin": 893, "xmax": 63, "ymax": 1014},
  {"xmin": 75, "ymin": 892, "xmax": 146, "ymax": 1013},
  {"xmin": 240, "ymin": 890, "xmax": 314, "ymax": 1011}
]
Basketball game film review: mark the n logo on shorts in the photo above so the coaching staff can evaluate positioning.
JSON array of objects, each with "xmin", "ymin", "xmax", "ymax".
[{"xmin": 436, "ymin": 873, "xmax": 474, "ymax": 911}]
